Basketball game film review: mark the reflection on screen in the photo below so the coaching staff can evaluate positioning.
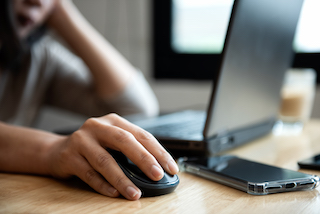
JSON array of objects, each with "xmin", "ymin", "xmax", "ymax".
[{"xmin": 172, "ymin": 0, "xmax": 320, "ymax": 54}]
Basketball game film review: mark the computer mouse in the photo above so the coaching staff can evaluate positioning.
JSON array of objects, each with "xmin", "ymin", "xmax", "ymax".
[{"xmin": 107, "ymin": 149, "xmax": 179, "ymax": 197}]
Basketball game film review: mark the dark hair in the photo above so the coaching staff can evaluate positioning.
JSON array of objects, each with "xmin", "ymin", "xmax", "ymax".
[{"xmin": 0, "ymin": 0, "xmax": 47, "ymax": 71}]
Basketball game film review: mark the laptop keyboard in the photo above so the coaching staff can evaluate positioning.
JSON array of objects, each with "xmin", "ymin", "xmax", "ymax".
[{"xmin": 140, "ymin": 110, "xmax": 206, "ymax": 140}]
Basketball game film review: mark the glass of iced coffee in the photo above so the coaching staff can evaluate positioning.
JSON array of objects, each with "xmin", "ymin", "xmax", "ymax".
[{"xmin": 276, "ymin": 68, "xmax": 316, "ymax": 134}]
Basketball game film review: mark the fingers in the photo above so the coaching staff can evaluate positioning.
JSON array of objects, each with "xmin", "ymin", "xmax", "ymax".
[
  {"xmin": 72, "ymin": 154, "xmax": 120, "ymax": 198},
  {"xmin": 83, "ymin": 114, "xmax": 179, "ymax": 178},
  {"xmin": 98, "ymin": 125, "xmax": 164, "ymax": 181},
  {"xmin": 100, "ymin": 114, "xmax": 179, "ymax": 175},
  {"xmin": 76, "ymin": 136, "xmax": 141, "ymax": 200},
  {"xmin": 80, "ymin": 122, "xmax": 163, "ymax": 181}
]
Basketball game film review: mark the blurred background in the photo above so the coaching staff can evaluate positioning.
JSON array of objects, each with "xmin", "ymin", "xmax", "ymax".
[{"xmin": 35, "ymin": 0, "xmax": 320, "ymax": 131}]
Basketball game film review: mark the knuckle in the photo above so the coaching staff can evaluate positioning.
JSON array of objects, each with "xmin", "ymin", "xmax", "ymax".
[
  {"xmin": 108, "ymin": 113, "xmax": 119, "ymax": 119},
  {"xmin": 105, "ymin": 113, "xmax": 120, "ymax": 123},
  {"xmin": 67, "ymin": 130, "xmax": 88, "ymax": 150},
  {"xmin": 137, "ymin": 129, "xmax": 154, "ymax": 142},
  {"xmin": 85, "ymin": 169, "xmax": 98, "ymax": 183},
  {"xmin": 96, "ymin": 153, "xmax": 112, "ymax": 168},
  {"xmin": 82, "ymin": 117, "xmax": 100, "ymax": 129},
  {"xmin": 158, "ymin": 149, "xmax": 169, "ymax": 159},
  {"xmin": 139, "ymin": 151, "xmax": 152, "ymax": 163},
  {"xmin": 114, "ymin": 129, "xmax": 135, "ymax": 144},
  {"xmin": 71, "ymin": 130, "xmax": 85, "ymax": 142},
  {"xmin": 114, "ymin": 175, "xmax": 127, "ymax": 188}
]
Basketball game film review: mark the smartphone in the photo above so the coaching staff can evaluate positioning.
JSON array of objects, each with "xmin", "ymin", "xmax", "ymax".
[
  {"xmin": 178, "ymin": 155, "xmax": 319, "ymax": 195},
  {"xmin": 298, "ymin": 154, "xmax": 320, "ymax": 170}
]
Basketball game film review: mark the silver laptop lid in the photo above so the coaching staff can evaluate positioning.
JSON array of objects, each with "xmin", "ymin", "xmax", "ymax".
[{"xmin": 203, "ymin": 0, "xmax": 304, "ymax": 138}]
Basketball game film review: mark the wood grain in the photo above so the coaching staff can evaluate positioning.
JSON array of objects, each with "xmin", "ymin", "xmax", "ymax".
[{"xmin": 2, "ymin": 120, "xmax": 320, "ymax": 214}]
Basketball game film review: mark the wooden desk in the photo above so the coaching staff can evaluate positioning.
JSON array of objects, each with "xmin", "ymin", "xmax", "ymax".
[{"xmin": 2, "ymin": 120, "xmax": 320, "ymax": 214}]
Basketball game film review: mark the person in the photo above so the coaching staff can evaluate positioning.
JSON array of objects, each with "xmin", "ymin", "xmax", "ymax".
[{"xmin": 0, "ymin": 0, "xmax": 179, "ymax": 201}]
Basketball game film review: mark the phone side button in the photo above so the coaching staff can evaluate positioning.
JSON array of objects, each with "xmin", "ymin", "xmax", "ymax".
[{"xmin": 186, "ymin": 165, "xmax": 200, "ymax": 174}]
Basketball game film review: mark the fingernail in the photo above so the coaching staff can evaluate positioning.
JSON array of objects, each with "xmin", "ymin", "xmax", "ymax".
[
  {"xmin": 168, "ymin": 159, "xmax": 179, "ymax": 174},
  {"xmin": 126, "ymin": 186, "xmax": 141, "ymax": 199},
  {"xmin": 151, "ymin": 165, "xmax": 164, "ymax": 179}
]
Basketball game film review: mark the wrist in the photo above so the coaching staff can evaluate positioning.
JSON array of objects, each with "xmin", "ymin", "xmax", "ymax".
[{"xmin": 44, "ymin": 135, "xmax": 70, "ymax": 178}]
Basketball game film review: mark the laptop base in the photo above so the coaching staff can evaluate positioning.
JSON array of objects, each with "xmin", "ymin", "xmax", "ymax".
[{"xmin": 158, "ymin": 118, "xmax": 276, "ymax": 157}]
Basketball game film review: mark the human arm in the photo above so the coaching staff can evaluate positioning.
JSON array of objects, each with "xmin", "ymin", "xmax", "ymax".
[
  {"xmin": 0, "ymin": 114, "xmax": 179, "ymax": 200},
  {"xmin": 43, "ymin": 0, "xmax": 158, "ymax": 117},
  {"xmin": 47, "ymin": 0, "xmax": 138, "ymax": 99}
]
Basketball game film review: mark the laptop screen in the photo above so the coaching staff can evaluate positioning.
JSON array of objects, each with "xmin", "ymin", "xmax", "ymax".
[{"xmin": 204, "ymin": 0, "xmax": 304, "ymax": 138}]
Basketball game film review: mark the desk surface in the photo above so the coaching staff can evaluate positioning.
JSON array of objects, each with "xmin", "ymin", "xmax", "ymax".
[{"xmin": 2, "ymin": 120, "xmax": 320, "ymax": 214}]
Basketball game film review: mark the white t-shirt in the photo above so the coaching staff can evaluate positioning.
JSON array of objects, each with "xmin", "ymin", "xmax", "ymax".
[{"xmin": 0, "ymin": 36, "xmax": 159, "ymax": 126}]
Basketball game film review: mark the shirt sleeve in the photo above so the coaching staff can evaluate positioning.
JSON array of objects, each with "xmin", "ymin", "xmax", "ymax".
[{"xmin": 44, "ymin": 38, "xmax": 159, "ymax": 118}]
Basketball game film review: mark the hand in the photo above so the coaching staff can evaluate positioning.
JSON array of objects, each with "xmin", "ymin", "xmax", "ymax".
[
  {"xmin": 46, "ymin": 0, "xmax": 74, "ymax": 29},
  {"xmin": 47, "ymin": 113, "xmax": 179, "ymax": 200}
]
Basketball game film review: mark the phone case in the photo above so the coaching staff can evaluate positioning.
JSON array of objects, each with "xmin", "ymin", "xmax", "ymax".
[{"xmin": 178, "ymin": 156, "xmax": 320, "ymax": 195}]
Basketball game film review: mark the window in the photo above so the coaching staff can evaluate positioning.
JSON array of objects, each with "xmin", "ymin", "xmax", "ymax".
[{"xmin": 152, "ymin": 0, "xmax": 320, "ymax": 82}]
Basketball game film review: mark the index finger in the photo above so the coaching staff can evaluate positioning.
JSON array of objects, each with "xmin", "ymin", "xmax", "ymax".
[{"xmin": 101, "ymin": 114, "xmax": 179, "ymax": 175}]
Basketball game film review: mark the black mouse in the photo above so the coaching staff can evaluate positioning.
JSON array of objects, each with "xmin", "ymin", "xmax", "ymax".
[{"xmin": 107, "ymin": 149, "xmax": 179, "ymax": 197}]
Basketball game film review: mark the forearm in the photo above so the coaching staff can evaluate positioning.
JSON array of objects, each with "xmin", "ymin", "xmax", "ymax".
[
  {"xmin": 0, "ymin": 122, "xmax": 65, "ymax": 175},
  {"xmin": 48, "ymin": 1, "xmax": 136, "ymax": 98}
]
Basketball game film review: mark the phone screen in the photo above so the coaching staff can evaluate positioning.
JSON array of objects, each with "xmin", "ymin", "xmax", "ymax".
[
  {"xmin": 179, "ymin": 155, "xmax": 319, "ymax": 195},
  {"xmin": 187, "ymin": 156, "xmax": 312, "ymax": 182}
]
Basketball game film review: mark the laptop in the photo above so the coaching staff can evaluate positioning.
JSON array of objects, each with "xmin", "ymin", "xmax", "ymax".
[{"xmin": 136, "ymin": 0, "xmax": 304, "ymax": 156}]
